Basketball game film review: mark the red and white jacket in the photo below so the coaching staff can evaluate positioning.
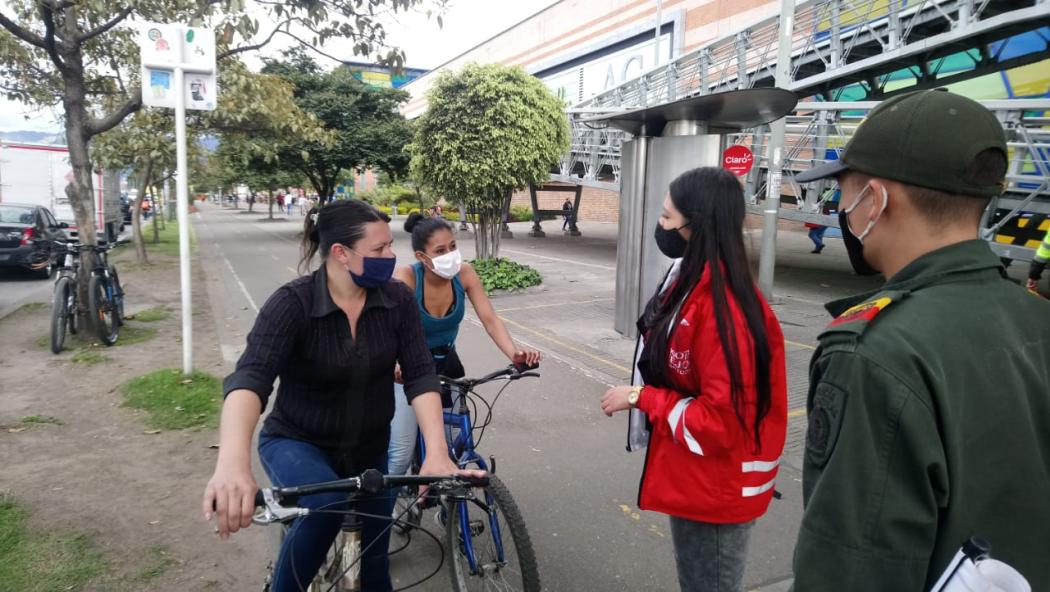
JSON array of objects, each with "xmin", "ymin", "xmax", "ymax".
[{"xmin": 634, "ymin": 264, "xmax": 788, "ymax": 524}]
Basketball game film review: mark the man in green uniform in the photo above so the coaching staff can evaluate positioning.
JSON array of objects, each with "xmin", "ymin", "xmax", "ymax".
[
  {"xmin": 1026, "ymin": 227, "xmax": 1050, "ymax": 293},
  {"xmin": 791, "ymin": 89, "xmax": 1050, "ymax": 590}
]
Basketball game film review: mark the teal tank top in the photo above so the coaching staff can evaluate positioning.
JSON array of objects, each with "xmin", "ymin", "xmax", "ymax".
[{"xmin": 413, "ymin": 262, "xmax": 466, "ymax": 350}]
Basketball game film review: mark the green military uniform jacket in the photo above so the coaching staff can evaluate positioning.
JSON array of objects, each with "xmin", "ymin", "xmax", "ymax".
[{"xmin": 793, "ymin": 240, "xmax": 1050, "ymax": 591}]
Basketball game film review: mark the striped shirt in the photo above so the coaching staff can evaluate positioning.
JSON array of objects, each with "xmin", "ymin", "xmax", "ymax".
[{"xmin": 223, "ymin": 268, "xmax": 439, "ymax": 461}]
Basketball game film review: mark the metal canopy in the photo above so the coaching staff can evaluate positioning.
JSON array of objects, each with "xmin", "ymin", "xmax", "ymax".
[{"xmin": 582, "ymin": 88, "xmax": 799, "ymax": 136}]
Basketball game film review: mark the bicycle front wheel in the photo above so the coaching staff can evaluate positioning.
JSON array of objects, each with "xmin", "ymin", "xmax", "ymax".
[
  {"xmin": 446, "ymin": 475, "xmax": 540, "ymax": 592},
  {"xmin": 50, "ymin": 277, "xmax": 70, "ymax": 354},
  {"xmin": 109, "ymin": 264, "xmax": 125, "ymax": 325},
  {"xmin": 88, "ymin": 273, "xmax": 119, "ymax": 346}
]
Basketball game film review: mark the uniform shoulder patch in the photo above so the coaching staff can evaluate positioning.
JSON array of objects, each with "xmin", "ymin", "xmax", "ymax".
[
  {"xmin": 824, "ymin": 290, "xmax": 906, "ymax": 335},
  {"xmin": 805, "ymin": 382, "xmax": 847, "ymax": 469}
]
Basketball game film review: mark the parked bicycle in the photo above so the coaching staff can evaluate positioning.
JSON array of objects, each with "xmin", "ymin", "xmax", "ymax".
[
  {"xmin": 395, "ymin": 363, "xmax": 542, "ymax": 592},
  {"xmin": 48, "ymin": 241, "xmax": 125, "ymax": 353},
  {"xmin": 49, "ymin": 241, "xmax": 82, "ymax": 353},
  {"xmin": 254, "ymin": 469, "xmax": 489, "ymax": 592}
]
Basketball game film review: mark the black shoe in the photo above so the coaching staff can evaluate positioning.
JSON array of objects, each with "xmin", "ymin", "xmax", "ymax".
[{"xmin": 811, "ymin": 245, "xmax": 825, "ymax": 254}]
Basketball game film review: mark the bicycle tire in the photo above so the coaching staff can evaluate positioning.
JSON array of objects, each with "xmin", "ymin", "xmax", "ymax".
[
  {"xmin": 109, "ymin": 264, "xmax": 125, "ymax": 326},
  {"xmin": 446, "ymin": 475, "xmax": 540, "ymax": 592},
  {"xmin": 50, "ymin": 277, "xmax": 70, "ymax": 354},
  {"xmin": 88, "ymin": 273, "xmax": 118, "ymax": 346},
  {"xmin": 67, "ymin": 283, "xmax": 79, "ymax": 335}
]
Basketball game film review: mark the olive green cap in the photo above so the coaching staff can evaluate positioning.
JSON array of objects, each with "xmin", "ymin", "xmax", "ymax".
[{"xmin": 796, "ymin": 90, "xmax": 1007, "ymax": 197}]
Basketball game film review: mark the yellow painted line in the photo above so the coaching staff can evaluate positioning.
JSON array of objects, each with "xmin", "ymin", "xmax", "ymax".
[
  {"xmin": 495, "ymin": 298, "xmax": 614, "ymax": 313},
  {"xmin": 788, "ymin": 407, "xmax": 807, "ymax": 418},
  {"xmin": 498, "ymin": 315, "xmax": 632, "ymax": 374},
  {"xmin": 287, "ymin": 266, "xmax": 297, "ymax": 275},
  {"xmin": 786, "ymin": 339, "xmax": 816, "ymax": 351}
]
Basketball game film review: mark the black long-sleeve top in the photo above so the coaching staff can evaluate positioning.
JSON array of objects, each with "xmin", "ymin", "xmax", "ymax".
[{"xmin": 223, "ymin": 268, "xmax": 440, "ymax": 462}]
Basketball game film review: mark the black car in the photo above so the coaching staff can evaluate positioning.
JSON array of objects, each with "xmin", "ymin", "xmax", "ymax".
[{"xmin": 0, "ymin": 203, "xmax": 68, "ymax": 278}]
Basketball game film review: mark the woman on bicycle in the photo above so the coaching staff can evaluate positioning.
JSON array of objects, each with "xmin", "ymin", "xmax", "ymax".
[
  {"xmin": 600, "ymin": 167, "xmax": 787, "ymax": 592},
  {"xmin": 387, "ymin": 213, "xmax": 541, "ymax": 477},
  {"xmin": 202, "ymin": 200, "xmax": 474, "ymax": 592}
]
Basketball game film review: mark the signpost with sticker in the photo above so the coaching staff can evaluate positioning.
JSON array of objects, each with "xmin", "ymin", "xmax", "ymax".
[{"xmin": 140, "ymin": 23, "xmax": 217, "ymax": 375}]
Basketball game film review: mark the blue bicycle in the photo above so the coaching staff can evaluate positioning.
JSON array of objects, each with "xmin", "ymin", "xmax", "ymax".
[{"xmin": 397, "ymin": 364, "xmax": 541, "ymax": 592}]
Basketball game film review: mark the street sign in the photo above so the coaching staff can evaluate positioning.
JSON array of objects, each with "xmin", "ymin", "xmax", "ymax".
[
  {"xmin": 140, "ymin": 24, "xmax": 217, "ymax": 111},
  {"xmin": 723, "ymin": 145, "xmax": 754, "ymax": 176},
  {"xmin": 138, "ymin": 22, "xmax": 219, "ymax": 375}
]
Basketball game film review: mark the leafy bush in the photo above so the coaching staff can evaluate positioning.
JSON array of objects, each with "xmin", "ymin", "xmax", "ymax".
[
  {"xmin": 471, "ymin": 258, "xmax": 542, "ymax": 292},
  {"xmin": 508, "ymin": 205, "xmax": 556, "ymax": 223}
]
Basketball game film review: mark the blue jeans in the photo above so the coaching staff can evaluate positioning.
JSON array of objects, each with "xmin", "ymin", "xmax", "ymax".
[
  {"xmin": 669, "ymin": 517, "xmax": 754, "ymax": 592},
  {"xmin": 808, "ymin": 226, "xmax": 827, "ymax": 249},
  {"xmin": 387, "ymin": 383, "xmax": 418, "ymax": 477},
  {"xmin": 258, "ymin": 434, "xmax": 393, "ymax": 592}
]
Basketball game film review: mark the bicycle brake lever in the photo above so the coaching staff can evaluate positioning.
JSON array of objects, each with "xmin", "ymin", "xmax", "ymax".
[{"xmin": 252, "ymin": 488, "xmax": 308, "ymax": 525}]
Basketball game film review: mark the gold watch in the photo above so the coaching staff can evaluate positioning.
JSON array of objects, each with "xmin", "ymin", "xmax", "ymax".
[{"xmin": 627, "ymin": 386, "xmax": 643, "ymax": 408}]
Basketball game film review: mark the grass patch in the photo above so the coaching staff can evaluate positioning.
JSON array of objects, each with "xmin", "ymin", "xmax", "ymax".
[
  {"xmin": 147, "ymin": 220, "xmax": 197, "ymax": 258},
  {"xmin": 121, "ymin": 369, "xmax": 222, "ymax": 430},
  {"xmin": 129, "ymin": 306, "xmax": 170, "ymax": 322},
  {"xmin": 19, "ymin": 301, "xmax": 48, "ymax": 313},
  {"xmin": 72, "ymin": 348, "xmax": 110, "ymax": 365},
  {"xmin": 114, "ymin": 324, "xmax": 157, "ymax": 347},
  {"xmin": 0, "ymin": 494, "xmax": 106, "ymax": 590},
  {"xmin": 36, "ymin": 334, "xmax": 49, "ymax": 350},
  {"xmin": 21, "ymin": 415, "xmax": 64, "ymax": 426},
  {"xmin": 132, "ymin": 545, "xmax": 174, "ymax": 583}
]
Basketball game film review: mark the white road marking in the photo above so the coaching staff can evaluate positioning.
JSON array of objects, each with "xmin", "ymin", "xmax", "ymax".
[
  {"xmin": 499, "ymin": 248, "xmax": 616, "ymax": 271},
  {"xmin": 221, "ymin": 253, "xmax": 259, "ymax": 313}
]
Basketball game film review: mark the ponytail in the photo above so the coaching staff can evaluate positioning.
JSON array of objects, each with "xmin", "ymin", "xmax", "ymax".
[{"xmin": 298, "ymin": 207, "xmax": 322, "ymax": 274}]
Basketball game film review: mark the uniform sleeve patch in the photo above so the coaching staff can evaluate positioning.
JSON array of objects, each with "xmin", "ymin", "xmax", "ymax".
[
  {"xmin": 828, "ymin": 296, "xmax": 893, "ymax": 328},
  {"xmin": 806, "ymin": 382, "xmax": 847, "ymax": 468}
]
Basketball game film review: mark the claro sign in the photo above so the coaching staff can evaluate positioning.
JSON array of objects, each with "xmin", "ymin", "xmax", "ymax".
[{"xmin": 722, "ymin": 145, "xmax": 755, "ymax": 176}]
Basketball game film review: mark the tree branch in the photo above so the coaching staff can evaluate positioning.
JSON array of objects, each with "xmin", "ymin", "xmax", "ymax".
[
  {"xmin": 86, "ymin": 91, "xmax": 142, "ymax": 138},
  {"xmin": 77, "ymin": 7, "xmax": 132, "ymax": 44},
  {"xmin": 39, "ymin": 5, "xmax": 68, "ymax": 74},
  {"xmin": 0, "ymin": 11, "xmax": 47, "ymax": 48},
  {"xmin": 216, "ymin": 18, "xmax": 299, "ymax": 61}
]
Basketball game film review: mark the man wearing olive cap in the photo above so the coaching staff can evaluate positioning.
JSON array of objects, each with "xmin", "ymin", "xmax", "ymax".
[{"xmin": 791, "ymin": 89, "xmax": 1050, "ymax": 590}]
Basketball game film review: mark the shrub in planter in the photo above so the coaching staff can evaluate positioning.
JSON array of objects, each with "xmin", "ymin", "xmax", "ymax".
[{"xmin": 470, "ymin": 257, "xmax": 542, "ymax": 292}]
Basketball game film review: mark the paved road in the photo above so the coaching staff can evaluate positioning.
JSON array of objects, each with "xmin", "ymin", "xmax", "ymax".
[
  {"xmin": 192, "ymin": 203, "xmax": 879, "ymax": 591},
  {"xmin": 0, "ymin": 268, "xmax": 54, "ymax": 319}
]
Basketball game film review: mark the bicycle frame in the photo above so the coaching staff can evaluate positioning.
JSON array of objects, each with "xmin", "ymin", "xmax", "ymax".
[{"xmin": 414, "ymin": 393, "xmax": 508, "ymax": 575}]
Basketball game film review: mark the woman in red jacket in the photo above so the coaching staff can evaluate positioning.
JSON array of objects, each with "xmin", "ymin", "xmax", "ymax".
[{"xmin": 601, "ymin": 167, "xmax": 787, "ymax": 592}]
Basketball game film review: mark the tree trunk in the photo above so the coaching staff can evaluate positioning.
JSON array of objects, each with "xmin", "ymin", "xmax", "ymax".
[
  {"xmin": 132, "ymin": 160, "xmax": 152, "ymax": 264},
  {"xmin": 151, "ymin": 185, "xmax": 160, "ymax": 243},
  {"xmin": 268, "ymin": 191, "xmax": 274, "ymax": 220}
]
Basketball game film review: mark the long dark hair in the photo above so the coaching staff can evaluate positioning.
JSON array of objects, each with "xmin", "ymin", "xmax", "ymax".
[
  {"xmin": 299, "ymin": 199, "xmax": 390, "ymax": 273},
  {"xmin": 642, "ymin": 167, "xmax": 773, "ymax": 451},
  {"xmin": 405, "ymin": 211, "xmax": 453, "ymax": 252}
]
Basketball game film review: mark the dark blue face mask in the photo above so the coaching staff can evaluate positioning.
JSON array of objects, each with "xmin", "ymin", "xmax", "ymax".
[{"xmin": 345, "ymin": 246, "xmax": 396, "ymax": 289}]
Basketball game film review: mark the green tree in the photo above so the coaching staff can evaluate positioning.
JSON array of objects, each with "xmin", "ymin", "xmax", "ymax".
[
  {"xmin": 410, "ymin": 64, "xmax": 569, "ymax": 258},
  {"xmin": 1, "ymin": 0, "xmax": 442, "ymax": 327},
  {"xmin": 260, "ymin": 50, "xmax": 414, "ymax": 203}
]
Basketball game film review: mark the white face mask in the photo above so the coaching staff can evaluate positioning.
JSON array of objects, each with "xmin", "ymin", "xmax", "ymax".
[{"xmin": 427, "ymin": 249, "xmax": 462, "ymax": 279}]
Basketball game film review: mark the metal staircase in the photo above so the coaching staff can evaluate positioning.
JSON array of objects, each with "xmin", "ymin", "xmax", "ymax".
[{"xmin": 553, "ymin": 0, "xmax": 1050, "ymax": 259}]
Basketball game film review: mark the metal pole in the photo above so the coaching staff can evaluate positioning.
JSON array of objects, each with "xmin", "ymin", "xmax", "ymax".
[
  {"xmin": 654, "ymin": 0, "xmax": 663, "ymax": 66},
  {"xmin": 174, "ymin": 65, "xmax": 193, "ymax": 375},
  {"xmin": 757, "ymin": 0, "xmax": 795, "ymax": 299}
]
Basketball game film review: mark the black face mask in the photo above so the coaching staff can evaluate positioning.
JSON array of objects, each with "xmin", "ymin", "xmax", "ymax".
[
  {"xmin": 654, "ymin": 223, "xmax": 689, "ymax": 259},
  {"xmin": 838, "ymin": 209, "xmax": 880, "ymax": 276}
]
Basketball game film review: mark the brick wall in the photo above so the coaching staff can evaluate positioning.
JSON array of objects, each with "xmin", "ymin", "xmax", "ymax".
[{"xmin": 510, "ymin": 185, "xmax": 621, "ymax": 223}]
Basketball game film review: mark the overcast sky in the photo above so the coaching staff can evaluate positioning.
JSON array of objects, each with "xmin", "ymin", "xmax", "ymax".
[{"xmin": 0, "ymin": 0, "xmax": 559, "ymax": 134}]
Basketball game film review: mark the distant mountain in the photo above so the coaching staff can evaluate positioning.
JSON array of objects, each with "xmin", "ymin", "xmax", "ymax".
[{"xmin": 0, "ymin": 130, "xmax": 66, "ymax": 145}]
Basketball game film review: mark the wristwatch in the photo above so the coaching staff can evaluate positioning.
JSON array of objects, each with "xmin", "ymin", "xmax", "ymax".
[{"xmin": 627, "ymin": 386, "xmax": 643, "ymax": 408}]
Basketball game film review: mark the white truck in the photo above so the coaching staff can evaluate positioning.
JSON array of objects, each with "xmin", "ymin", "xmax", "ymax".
[{"xmin": 0, "ymin": 141, "xmax": 122, "ymax": 243}]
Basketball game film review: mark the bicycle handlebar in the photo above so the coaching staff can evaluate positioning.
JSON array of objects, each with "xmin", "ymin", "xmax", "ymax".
[
  {"xmin": 252, "ymin": 469, "xmax": 489, "ymax": 508},
  {"xmin": 441, "ymin": 363, "xmax": 541, "ymax": 389}
]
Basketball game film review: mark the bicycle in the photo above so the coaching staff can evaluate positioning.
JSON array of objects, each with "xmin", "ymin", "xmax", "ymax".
[
  {"xmin": 396, "ymin": 363, "xmax": 542, "ymax": 592},
  {"xmin": 49, "ymin": 241, "xmax": 82, "ymax": 353},
  {"xmin": 83, "ymin": 242, "xmax": 124, "ymax": 346},
  {"xmin": 254, "ymin": 468, "xmax": 489, "ymax": 592}
]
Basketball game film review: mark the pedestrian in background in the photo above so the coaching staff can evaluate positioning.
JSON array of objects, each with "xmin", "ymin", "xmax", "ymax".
[
  {"xmin": 562, "ymin": 197, "xmax": 573, "ymax": 231},
  {"xmin": 600, "ymin": 167, "xmax": 788, "ymax": 592},
  {"xmin": 287, "ymin": 195, "xmax": 296, "ymax": 216},
  {"xmin": 1025, "ymin": 227, "xmax": 1049, "ymax": 294},
  {"xmin": 805, "ymin": 188, "xmax": 840, "ymax": 254},
  {"xmin": 792, "ymin": 89, "xmax": 1050, "ymax": 591}
]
